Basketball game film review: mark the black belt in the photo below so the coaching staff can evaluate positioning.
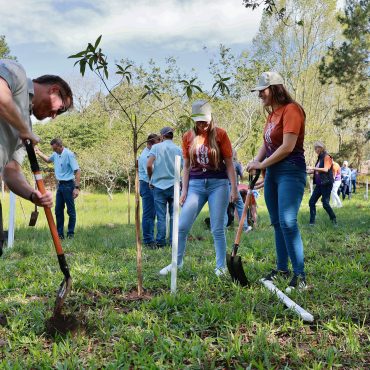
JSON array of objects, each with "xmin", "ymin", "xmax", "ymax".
[{"xmin": 58, "ymin": 180, "xmax": 74, "ymax": 184}]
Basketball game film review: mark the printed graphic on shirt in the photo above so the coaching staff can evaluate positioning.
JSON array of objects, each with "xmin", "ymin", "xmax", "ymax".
[
  {"xmin": 196, "ymin": 144, "xmax": 209, "ymax": 165},
  {"xmin": 264, "ymin": 121, "xmax": 274, "ymax": 151}
]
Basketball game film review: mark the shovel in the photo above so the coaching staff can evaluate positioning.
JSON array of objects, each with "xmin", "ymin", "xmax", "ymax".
[
  {"xmin": 227, "ymin": 170, "xmax": 261, "ymax": 286},
  {"xmin": 24, "ymin": 140, "xmax": 72, "ymax": 315},
  {"xmin": 29, "ymin": 183, "xmax": 39, "ymax": 226}
]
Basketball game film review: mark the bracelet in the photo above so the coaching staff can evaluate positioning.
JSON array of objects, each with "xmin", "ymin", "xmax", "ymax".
[
  {"xmin": 75, "ymin": 185, "xmax": 80, "ymax": 190},
  {"xmin": 29, "ymin": 191, "xmax": 35, "ymax": 203}
]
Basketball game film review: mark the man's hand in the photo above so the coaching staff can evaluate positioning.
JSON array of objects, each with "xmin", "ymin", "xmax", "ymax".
[
  {"xmin": 20, "ymin": 130, "xmax": 40, "ymax": 146},
  {"xmin": 72, "ymin": 189, "xmax": 80, "ymax": 199},
  {"xmin": 31, "ymin": 190, "xmax": 53, "ymax": 208}
]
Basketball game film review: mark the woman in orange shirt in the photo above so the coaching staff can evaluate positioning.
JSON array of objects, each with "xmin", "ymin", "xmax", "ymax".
[
  {"xmin": 159, "ymin": 100, "xmax": 238, "ymax": 276},
  {"xmin": 307, "ymin": 142, "xmax": 337, "ymax": 225},
  {"xmin": 247, "ymin": 71, "xmax": 307, "ymax": 293}
]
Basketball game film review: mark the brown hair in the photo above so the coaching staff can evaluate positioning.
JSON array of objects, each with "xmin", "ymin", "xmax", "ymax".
[
  {"xmin": 33, "ymin": 75, "xmax": 73, "ymax": 109},
  {"xmin": 189, "ymin": 119, "xmax": 220, "ymax": 169},
  {"xmin": 50, "ymin": 138, "xmax": 63, "ymax": 146},
  {"xmin": 267, "ymin": 84, "xmax": 306, "ymax": 118}
]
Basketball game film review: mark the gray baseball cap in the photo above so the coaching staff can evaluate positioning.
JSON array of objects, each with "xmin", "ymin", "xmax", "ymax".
[
  {"xmin": 160, "ymin": 126, "xmax": 174, "ymax": 136},
  {"xmin": 251, "ymin": 71, "xmax": 284, "ymax": 92}
]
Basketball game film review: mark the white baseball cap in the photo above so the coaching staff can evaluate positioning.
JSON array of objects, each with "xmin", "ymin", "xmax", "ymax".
[
  {"xmin": 192, "ymin": 100, "xmax": 212, "ymax": 122},
  {"xmin": 251, "ymin": 71, "xmax": 284, "ymax": 92}
]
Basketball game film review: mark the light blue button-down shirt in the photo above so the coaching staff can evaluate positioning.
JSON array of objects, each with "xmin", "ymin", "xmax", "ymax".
[
  {"xmin": 138, "ymin": 146, "xmax": 150, "ymax": 183},
  {"xmin": 49, "ymin": 148, "xmax": 79, "ymax": 181},
  {"xmin": 148, "ymin": 140, "xmax": 182, "ymax": 190}
]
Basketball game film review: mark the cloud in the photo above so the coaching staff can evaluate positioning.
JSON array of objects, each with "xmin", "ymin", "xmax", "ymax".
[{"xmin": 0, "ymin": 0, "xmax": 262, "ymax": 53}]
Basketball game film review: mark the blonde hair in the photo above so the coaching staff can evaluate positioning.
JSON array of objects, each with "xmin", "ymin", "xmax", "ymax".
[{"xmin": 189, "ymin": 119, "xmax": 220, "ymax": 169}]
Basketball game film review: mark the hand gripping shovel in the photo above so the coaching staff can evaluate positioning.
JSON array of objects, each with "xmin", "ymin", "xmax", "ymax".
[
  {"xmin": 29, "ymin": 183, "xmax": 39, "ymax": 226},
  {"xmin": 25, "ymin": 140, "xmax": 72, "ymax": 315},
  {"xmin": 227, "ymin": 170, "xmax": 261, "ymax": 286}
]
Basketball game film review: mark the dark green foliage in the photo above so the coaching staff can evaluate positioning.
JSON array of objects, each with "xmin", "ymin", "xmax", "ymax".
[{"xmin": 319, "ymin": 0, "xmax": 370, "ymax": 166}]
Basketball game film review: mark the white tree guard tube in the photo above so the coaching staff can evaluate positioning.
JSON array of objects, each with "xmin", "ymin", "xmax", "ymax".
[
  {"xmin": 8, "ymin": 191, "xmax": 16, "ymax": 248},
  {"xmin": 260, "ymin": 279, "xmax": 314, "ymax": 322},
  {"xmin": 171, "ymin": 155, "xmax": 181, "ymax": 294}
]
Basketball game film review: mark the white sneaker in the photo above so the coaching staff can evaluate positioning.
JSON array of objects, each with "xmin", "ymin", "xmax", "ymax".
[
  {"xmin": 159, "ymin": 262, "xmax": 183, "ymax": 276},
  {"xmin": 244, "ymin": 226, "xmax": 253, "ymax": 234},
  {"xmin": 215, "ymin": 267, "xmax": 227, "ymax": 277}
]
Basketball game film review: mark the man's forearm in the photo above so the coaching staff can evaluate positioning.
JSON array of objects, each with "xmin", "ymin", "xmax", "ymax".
[
  {"xmin": 74, "ymin": 169, "xmax": 81, "ymax": 186},
  {"xmin": 36, "ymin": 151, "xmax": 50, "ymax": 163},
  {"xmin": 3, "ymin": 161, "xmax": 34, "ymax": 200},
  {"xmin": 0, "ymin": 79, "xmax": 31, "ymax": 135}
]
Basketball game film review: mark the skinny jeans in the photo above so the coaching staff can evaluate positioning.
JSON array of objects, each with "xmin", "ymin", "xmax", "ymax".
[
  {"xmin": 177, "ymin": 178, "xmax": 230, "ymax": 269},
  {"xmin": 264, "ymin": 160, "xmax": 306, "ymax": 277}
]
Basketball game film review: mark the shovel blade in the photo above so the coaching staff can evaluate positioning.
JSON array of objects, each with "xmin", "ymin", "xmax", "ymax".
[
  {"xmin": 29, "ymin": 211, "xmax": 39, "ymax": 226},
  {"xmin": 227, "ymin": 253, "xmax": 249, "ymax": 286},
  {"xmin": 231, "ymin": 256, "xmax": 249, "ymax": 286},
  {"xmin": 53, "ymin": 277, "xmax": 72, "ymax": 316}
]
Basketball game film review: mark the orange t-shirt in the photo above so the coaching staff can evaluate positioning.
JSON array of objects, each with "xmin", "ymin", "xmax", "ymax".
[
  {"xmin": 332, "ymin": 162, "xmax": 341, "ymax": 180},
  {"xmin": 182, "ymin": 127, "xmax": 232, "ymax": 179},
  {"xmin": 263, "ymin": 103, "xmax": 305, "ymax": 167}
]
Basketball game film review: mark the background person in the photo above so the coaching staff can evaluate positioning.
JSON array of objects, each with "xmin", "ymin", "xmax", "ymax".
[
  {"xmin": 350, "ymin": 166, "xmax": 357, "ymax": 194},
  {"xmin": 36, "ymin": 138, "xmax": 80, "ymax": 239},
  {"xmin": 331, "ymin": 161, "xmax": 342, "ymax": 208},
  {"xmin": 341, "ymin": 161, "xmax": 352, "ymax": 200},
  {"xmin": 147, "ymin": 127, "xmax": 182, "ymax": 248},
  {"xmin": 307, "ymin": 142, "xmax": 337, "ymax": 226},
  {"xmin": 138, "ymin": 133, "xmax": 160, "ymax": 249},
  {"xmin": 160, "ymin": 100, "xmax": 238, "ymax": 277},
  {"xmin": 0, "ymin": 59, "xmax": 73, "ymax": 255},
  {"xmin": 246, "ymin": 71, "xmax": 307, "ymax": 293}
]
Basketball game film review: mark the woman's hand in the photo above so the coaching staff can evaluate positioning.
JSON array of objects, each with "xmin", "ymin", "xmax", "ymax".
[
  {"xmin": 246, "ymin": 160, "xmax": 264, "ymax": 172},
  {"xmin": 230, "ymin": 187, "xmax": 239, "ymax": 203},
  {"xmin": 179, "ymin": 192, "xmax": 187, "ymax": 206}
]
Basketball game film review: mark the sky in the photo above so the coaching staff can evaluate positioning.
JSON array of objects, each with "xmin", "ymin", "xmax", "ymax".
[{"xmin": 0, "ymin": 0, "xmax": 263, "ymax": 90}]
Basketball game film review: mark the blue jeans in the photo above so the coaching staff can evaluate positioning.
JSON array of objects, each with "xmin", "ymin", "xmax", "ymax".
[
  {"xmin": 139, "ymin": 180, "xmax": 156, "ymax": 244},
  {"xmin": 264, "ymin": 161, "xmax": 306, "ymax": 277},
  {"xmin": 55, "ymin": 181, "xmax": 76, "ymax": 237},
  {"xmin": 309, "ymin": 183, "xmax": 336, "ymax": 223},
  {"xmin": 178, "ymin": 178, "xmax": 230, "ymax": 269},
  {"xmin": 153, "ymin": 186, "xmax": 174, "ymax": 246}
]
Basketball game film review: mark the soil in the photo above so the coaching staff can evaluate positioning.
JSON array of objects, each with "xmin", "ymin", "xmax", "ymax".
[
  {"xmin": 0, "ymin": 314, "xmax": 7, "ymax": 327},
  {"xmin": 45, "ymin": 313, "xmax": 84, "ymax": 337},
  {"xmin": 124, "ymin": 288, "xmax": 153, "ymax": 301}
]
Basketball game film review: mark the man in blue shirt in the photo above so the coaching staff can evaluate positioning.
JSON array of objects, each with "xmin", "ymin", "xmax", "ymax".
[
  {"xmin": 138, "ymin": 133, "xmax": 160, "ymax": 249},
  {"xmin": 147, "ymin": 127, "xmax": 182, "ymax": 247},
  {"xmin": 36, "ymin": 138, "xmax": 81, "ymax": 239}
]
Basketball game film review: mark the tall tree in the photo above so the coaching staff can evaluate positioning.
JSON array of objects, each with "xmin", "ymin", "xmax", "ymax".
[
  {"xmin": 319, "ymin": 0, "xmax": 370, "ymax": 167},
  {"xmin": 0, "ymin": 35, "xmax": 16, "ymax": 60},
  {"xmin": 248, "ymin": 0, "xmax": 342, "ymax": 163}
]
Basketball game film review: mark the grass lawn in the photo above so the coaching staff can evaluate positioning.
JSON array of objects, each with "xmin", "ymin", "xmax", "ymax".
[{"xmin": 0, "ymin": 188, "xmax": 369, "ymax": 369}]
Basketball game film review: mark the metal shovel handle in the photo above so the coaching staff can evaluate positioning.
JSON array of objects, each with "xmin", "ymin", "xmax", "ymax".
[{"xmin": 24, "ymin": 140, "xmax": 71, "ymax": 280}]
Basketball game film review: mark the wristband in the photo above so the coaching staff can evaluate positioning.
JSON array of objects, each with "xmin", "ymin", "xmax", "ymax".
[
  {"xmin": 75, "ymin": 185, "xmax": 80, "ymax": 190},
  {"xmin": 29, "ymin": 192, "xmax": 35, "ymax": 203}
]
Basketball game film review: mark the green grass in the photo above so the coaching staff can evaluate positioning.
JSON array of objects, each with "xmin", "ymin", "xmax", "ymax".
[{"xmin": 0, "ymin": 189, "xmax": 369, "ymax": 369}]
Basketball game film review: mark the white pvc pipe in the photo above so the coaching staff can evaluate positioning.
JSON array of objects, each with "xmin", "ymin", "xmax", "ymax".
[
  {"xmin": 260, "ymin": 279, "xmax": 314, "ymax": 322},
  {"xmin": 8, "ymin": 191, "xmax": 16, "ymax": 248},
  {"xmin": 171, "ymin": 155, "xmax": 181, "ymax": 294}
]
